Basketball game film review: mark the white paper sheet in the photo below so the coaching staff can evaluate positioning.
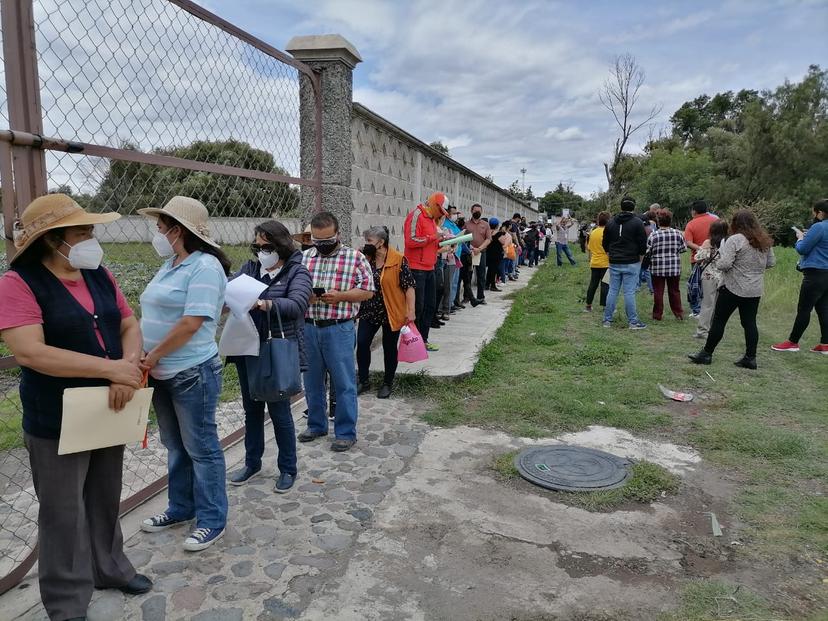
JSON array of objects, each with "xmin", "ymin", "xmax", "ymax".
[
  {"xmin": 58, "ymin": 387, "xmax": 153, "ymax": 455},
  {"xmin": 218, "ymin": 313, "xmax": 261, "ymax": 357},
  {"xmin": 471, "ymin": 252, "xmax": 481, "ymax": 267},
  {"xmin": 225, "ymin": 274, "xmax": 268, "ymax": 318}
]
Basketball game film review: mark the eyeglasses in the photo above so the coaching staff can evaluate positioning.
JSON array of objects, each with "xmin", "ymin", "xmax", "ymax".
[{"xmin": 250, "ymin": 243, "xmax": 276, "ymax": 255}]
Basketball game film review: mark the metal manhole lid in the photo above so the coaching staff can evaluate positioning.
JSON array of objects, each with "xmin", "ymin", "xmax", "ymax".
[{"xmin": 514, "ymin": 445, "xmax": 632, "ymax": 492}]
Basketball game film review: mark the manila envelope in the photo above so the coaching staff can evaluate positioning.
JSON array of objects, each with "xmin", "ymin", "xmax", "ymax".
[{"xmin": 58, "ymin": 386, "xmax": 153, "ymax": 455}]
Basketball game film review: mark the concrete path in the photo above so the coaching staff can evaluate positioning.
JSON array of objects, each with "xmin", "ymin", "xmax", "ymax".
[{"xmin": 397, "ymin": 265, "xmax": 535, "ymax": 378}]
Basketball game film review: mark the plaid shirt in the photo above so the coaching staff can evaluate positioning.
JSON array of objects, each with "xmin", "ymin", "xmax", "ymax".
[
  {"xmin": 302, "ymin": 245, "xmax": 375, "ymax": 320},
  {"xmin": 647, "ymin": 227, "xmax": 687, "ymax": 277}
]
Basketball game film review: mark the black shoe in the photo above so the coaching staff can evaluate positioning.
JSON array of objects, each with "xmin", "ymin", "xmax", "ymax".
[
  {"xmin": 734, "ymin": 356, "xmax": 757, "ymax": 370},
  {"xmin": 477, "ymin": 298, "xmax": 487, "ymax": 305},
  {"xmin": 331, "ymin": 438, "xmax": 356, "ymax": 452},
  {"xmin": 229, "ymin": 466, "xmax": 261, "ymax": 486},
  {"xmin": 449, "ymin": 308, "xmax": 457, "ymax": 314},
  {"xmin": 377, "ymin": 384, "xmax": 392, "ymax": 399},
  {"xmin": 298, "ymin": 430, "xmax": 328, "ymax": 442},
  {"xmin": 120, "ymin": 573, "xmax": 153, "ymax": 595},
  {"xmin": 469, "ymin": 299, "xmax": 480, "ymax": 308},
  {"xmin": 430, "ymin": 322, "xmax": 442, "ymax": 329},
  {"xmin": 489, "ymin": 286, "xmax": 502, "ymax": 292},
  {"xmin": 274, "ymin": 472, "xmax": 295, "ymax": 493},
  {"xmin": 688, "ymin": 350, "xmax": 712, "ymax": 365},
  {"xmin": 357, "ymin": 380, "xmax": 371, "ymax": 395},
  {"xmin": 454, "ymin": 303, "xmax": 466, "ymax": 310}
]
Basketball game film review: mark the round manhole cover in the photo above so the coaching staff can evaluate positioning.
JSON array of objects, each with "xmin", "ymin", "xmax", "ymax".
[{"xmin": 514, "ymin": 445, "xmax": 632, "ymax": 492}]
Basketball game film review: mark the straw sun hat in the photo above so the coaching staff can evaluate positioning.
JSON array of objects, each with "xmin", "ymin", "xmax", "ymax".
[
  {"xmin": 10, "ymin": 193, "xmax": 120, "ymax": 264},
  {"xmin": 138, "ymin": 196, "xmax": 220, "ymax": 248},
  {"xmin": 291, "ymin": 224, "xmax": 312, "ymax": 245}
]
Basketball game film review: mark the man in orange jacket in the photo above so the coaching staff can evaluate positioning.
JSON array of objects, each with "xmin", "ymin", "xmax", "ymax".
[{"xmin": 404, "ymin": 192, "xmax": 449, "ymax": 351}]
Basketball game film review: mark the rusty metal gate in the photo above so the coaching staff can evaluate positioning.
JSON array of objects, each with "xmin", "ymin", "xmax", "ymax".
[{"xmin": 0, "ymin": 0, "xmax": 321, "ymax": 594}]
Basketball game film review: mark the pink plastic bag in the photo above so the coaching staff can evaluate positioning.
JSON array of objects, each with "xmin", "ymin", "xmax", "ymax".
[{"xmin": 397, "ymin": 322, "xmax": 428, "ymax": 363}]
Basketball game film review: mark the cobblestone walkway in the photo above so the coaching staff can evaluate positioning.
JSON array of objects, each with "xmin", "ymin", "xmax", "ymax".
[{"xmin": 73, "ymin": 395, "xmax": 430, "ymax": 621}]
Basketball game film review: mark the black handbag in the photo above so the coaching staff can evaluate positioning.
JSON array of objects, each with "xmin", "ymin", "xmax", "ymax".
[{"xmin": 245, "ymin": 303, "xmax": 302, "ymax": 402}]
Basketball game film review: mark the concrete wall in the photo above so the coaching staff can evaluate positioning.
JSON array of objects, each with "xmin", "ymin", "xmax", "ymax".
[{"xmin": 348, "ymin": 103, "xmax": 538, "ymax": 250}]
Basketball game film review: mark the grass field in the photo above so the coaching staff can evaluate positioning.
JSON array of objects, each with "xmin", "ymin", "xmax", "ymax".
[{"xmin": 395, "ymin": 246, "xmax": 826, "ymax": 618}]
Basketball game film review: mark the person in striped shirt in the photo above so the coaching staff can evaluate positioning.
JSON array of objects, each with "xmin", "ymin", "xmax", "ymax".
[{"xmin": 299, "ymin": 211, "xmax": 374, "ymax": 452}]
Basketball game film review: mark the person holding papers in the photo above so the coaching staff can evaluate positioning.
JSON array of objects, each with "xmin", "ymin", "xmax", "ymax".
[
  {"xmin": 226, "ymin": 220, "xmax": 312, "ymax": 492},
  {"xmin": 137, "ymin": 197, "xmax": 230, "ymax": 552},
  {"xmin": 0, "ymin": 194, "xmax": 152, "ymax": 620}
]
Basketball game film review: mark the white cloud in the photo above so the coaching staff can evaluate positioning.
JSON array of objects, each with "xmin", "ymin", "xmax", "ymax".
[{"xmin": 544, "ymin": 126, "xmax": 586, "ymax": 141}]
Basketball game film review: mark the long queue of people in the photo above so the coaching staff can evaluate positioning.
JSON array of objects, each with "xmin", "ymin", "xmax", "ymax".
[
  {"xmin": 582, "ymin": 196, "xmax": 828, "ymax": 367},
  {"xmin": 0, "ymin": 191, "xmax": 544, "ymax": 620}
]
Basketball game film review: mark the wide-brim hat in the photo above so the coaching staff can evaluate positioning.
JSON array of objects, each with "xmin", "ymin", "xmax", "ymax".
[
  {"xmin": 138, "ymin": 196, "xmax": 219, "ymax": 248},
  {"xmin": 291, "ymin": 224, "xmax": 312, "ymax": 244},
  {"xmin": 10, "ymin": 193, "xmax": 120, "ymax": 264}
]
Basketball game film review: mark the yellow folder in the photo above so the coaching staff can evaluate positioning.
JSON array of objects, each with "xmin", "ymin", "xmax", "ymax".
[{"xmin": 58, "ymin": 387, "xmax": 153, "ymax": 455}]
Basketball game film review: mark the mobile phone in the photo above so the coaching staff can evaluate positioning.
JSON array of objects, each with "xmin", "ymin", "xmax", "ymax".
[
  {"xmin": 791, "ymin": 226, "xmax": 803, "ymax": 235},
  {"xmin": 312, "ymin": 287, "xmax": 326, "ymax": 297}
]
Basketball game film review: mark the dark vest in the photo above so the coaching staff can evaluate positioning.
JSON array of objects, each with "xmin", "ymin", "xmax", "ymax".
[{"xmin": 13, "ymin": 264, "xmax": 123, "ymax": 439}]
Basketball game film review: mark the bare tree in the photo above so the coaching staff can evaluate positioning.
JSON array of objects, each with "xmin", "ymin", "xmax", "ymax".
[{"xmin": 599, "ymin": 53, "xmax": 662, "ymax": 192}]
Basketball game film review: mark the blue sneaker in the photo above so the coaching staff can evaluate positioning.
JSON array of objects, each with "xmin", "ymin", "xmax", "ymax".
[
  {"xmin": 274, "ymin": 473, "xmax": 295, "ymax": 494},
  {"xmin": 141, "ymin": 511, "xmax": 191, "ymax": 533},
  {"xmin": 183, "ymin": 527, "xmax": 225, "ymax": 552},
  {"xmin": 629, "ymin": 321, "xmax": 648, "ymax": 330}
]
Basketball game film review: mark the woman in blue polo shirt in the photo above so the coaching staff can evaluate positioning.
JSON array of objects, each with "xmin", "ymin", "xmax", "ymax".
[{"xmin": 136, "ymin": 197, "xmax": 231, "ymax": 552}]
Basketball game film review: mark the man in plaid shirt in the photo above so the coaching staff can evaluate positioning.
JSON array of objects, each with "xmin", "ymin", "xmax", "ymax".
[
  {"xmin": 646, "ymin": 208, "xmax": 687, "ymax": 320},
  {"xmin": 299, "ymin": 212, "xmax": 374, "ymax": 452}
]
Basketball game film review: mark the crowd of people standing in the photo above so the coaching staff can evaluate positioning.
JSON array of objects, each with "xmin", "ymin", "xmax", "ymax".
[{"xmin": 0, "ymin": 187, "xmax": 824, "ymax": 620}]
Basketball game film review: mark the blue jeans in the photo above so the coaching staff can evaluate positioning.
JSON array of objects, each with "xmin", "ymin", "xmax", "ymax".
[
  {"xmin": 499, "ymin": 258, "xmax": 511, "ymax": 283},
  {"xmin": 556, "ymin": 242, "xmax": 576, "ymax": 266},
  {"xmin": 152, "ymin": 356, "xmax": 227, "ymax": 530},
  {"xmin": 235, "ymin": 361, "xmax": 297, "ymax": 476},
  {"xmin": 638, "ymin": 267, "xmax": 654, "ymax": 293},
  {"xmin": 303, "ymin": 321, "xmax": 358, "ymax": 441},
  {"xmin": 603, "ymin": 263, "xmax": 642, "ymax": 325},
  {"xmin": 450, "ymin": 262, "xmax": 460, "ymax": 306}
]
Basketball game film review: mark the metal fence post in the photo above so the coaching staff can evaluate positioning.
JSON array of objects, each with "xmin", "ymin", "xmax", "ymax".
[{"xmin": 1, "ymin": 0, "xmax": 47, "ymax": 258}]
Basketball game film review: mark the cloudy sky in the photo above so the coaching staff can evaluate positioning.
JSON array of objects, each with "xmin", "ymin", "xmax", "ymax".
[{"xmin": 208, "ymin": 0, "xmax": 825, "ymax": 197}]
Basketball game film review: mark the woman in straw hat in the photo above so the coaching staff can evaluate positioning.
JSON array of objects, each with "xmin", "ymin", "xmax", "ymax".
[
  {"xmin": 136, "ymin": 196, "xmax": 232, "ymax": 552},
  {"xmin": 0, "ymin": 193, "xmax": 152, "ymax": 620}
]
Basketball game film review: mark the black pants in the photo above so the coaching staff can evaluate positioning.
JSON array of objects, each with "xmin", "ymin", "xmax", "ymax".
[
  {"xmin": 434, "ymin": 260, "xmax": 444, "ymax": 319},
  {"xmin": 789, "ymin": 268, "xmax": 828, "ymax": 344},
  {"xmin": 412, "ymin": 268, "xmax": 436, "ymax": 343},
  {"xmin": 356, "ymin": 319, "xmax": 400, "ymax": 386},
  {"xmin": 486, "ymin": 255, "xmax": 502, "ymax": 288},
  {"xmin": 475, "ymin": 252, "xmax": 487, "ymax": 300},
  {"xmin": 25, "ymin": 434, "xmax": 135, "ymax": 620},
  {"xmin": 704, "ymin": 286, "xmax": 761, "ymax": 358},
  {"xmin": 586, "ymin": 267, "xmax": 608, "ymax": 306},
  {"xmin": 457, "ymin": 253, "xmax": 473, "ymax": 304}
]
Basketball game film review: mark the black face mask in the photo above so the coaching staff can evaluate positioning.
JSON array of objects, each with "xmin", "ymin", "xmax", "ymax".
[
  {"xmin": 362, "ymin": 243, "xmax": 377, "ymax": 258},
  {"xmin": 315, "ymin": 241, "xmax": 339, "ymax": 256},
  {"xmin": 472, "ymin": 211, "xmax": 481, "ymax": 220}
]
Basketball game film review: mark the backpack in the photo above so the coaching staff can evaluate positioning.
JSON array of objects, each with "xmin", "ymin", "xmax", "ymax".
[{"xmin": 687, "ymin": 262, "xmax": 705, "ymax": 306}]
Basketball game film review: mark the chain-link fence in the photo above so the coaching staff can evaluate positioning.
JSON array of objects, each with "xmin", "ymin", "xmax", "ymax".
[{"xmin": 0, "ymin": 0, "xmax": 320, "ymax": 593}]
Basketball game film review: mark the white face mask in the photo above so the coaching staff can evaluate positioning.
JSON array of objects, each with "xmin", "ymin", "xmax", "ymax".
[
  {"xmin": 152, "ymin": 230, "xmax": 177, "ymax": 258},
  {"xmin": 60, "ymin": 238, "xmax": 104, "ymax": 270},
  {"xmin": 258, "ymin": 251, "xmax": 279, "ymax": 270}
]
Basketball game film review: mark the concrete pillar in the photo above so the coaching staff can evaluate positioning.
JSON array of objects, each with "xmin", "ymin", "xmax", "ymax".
[
  {"xmin": 414, "ymin": 152, "xmax": 423, "ymax": 204},
  {"xmin": 453, "ymin": 170, "xmax": 460, "ymax": 207},
  {"xmin": 287, "ymin": 34, "xmax": 362, "ymax": 239}
]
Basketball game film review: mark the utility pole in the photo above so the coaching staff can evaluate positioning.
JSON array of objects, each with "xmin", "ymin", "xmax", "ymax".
[{"xmin": 520, "ymin": 167, "xmax": 527, "ymax": 195}]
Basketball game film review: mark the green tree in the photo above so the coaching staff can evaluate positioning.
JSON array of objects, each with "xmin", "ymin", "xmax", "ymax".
[
  {"xmin": 94, "ymin": 140, "xmax": 299, "ymax": 217},
  {"xmin": 539, "ymin": 182, "xmax": 584, "ymax": 216},
  {"xmin": 628, "ymin": 148, "xmax": 715, "ymax": 223},
  {"xmin": 429, "ymin": 141, "xmax": 450, "ymax": 156}
]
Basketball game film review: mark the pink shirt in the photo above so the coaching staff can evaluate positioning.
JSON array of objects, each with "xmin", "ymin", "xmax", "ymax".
[{"xmin": 0, "ymin": 268, "xmax": 132, "ymax": 348}]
